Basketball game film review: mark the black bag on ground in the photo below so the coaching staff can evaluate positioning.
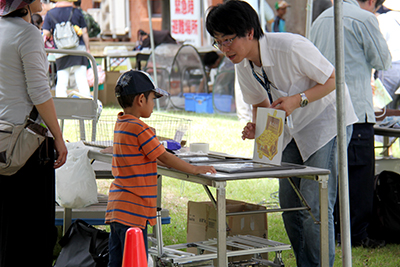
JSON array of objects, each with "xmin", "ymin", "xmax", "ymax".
[
  {"xmin": 54, "ymin": 219, "xmax": 109, "ymax": 267},
  {"xmin": 368, "ymin": 170, "xmax": 400, "ymax": 243}
]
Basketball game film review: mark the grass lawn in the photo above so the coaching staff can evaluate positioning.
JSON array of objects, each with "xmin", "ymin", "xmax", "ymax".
[{"xmin": 61, "ymin": 106, "xmax": 400, "ymax": 266}]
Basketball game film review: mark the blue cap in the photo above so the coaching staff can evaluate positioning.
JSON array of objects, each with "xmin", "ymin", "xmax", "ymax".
[{"xmin": 115, "ymin": 70, "xmax": 169, "ymax": 99}]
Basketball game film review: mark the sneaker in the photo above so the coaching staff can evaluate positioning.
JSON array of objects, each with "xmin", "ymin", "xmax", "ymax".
[{"xmin": 353, "ymin": 237, "xmax": 386, "ymax": 248}]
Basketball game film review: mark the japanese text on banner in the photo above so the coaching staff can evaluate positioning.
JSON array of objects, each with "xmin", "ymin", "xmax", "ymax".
[{"xmin": 170, "ymin": 0, "xmax": 201, "ymax": 46}]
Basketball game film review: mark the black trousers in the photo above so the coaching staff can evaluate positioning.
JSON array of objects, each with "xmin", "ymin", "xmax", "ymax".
[
  {"xmin": 348, "ymin": 123, "xmax": 375, "ymax": 243},
  {"xmin": 0, "ymin": 138, "xmax": 56, "ymax": 267},
  {"xmin": 335, "ymin": 123, "xmax": 375, "ymax": 244}
]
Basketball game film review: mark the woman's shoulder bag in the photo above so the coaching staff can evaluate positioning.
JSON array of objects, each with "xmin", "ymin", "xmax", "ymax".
[{"xmin": 0, "ymin": 107, "xmax": 47, "ymax": 176}]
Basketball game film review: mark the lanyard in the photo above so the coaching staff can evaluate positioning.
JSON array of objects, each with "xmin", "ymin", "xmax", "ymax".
[
  {"xmin": 249, "ymin": 61, "xmax": 294, "ymax": 128},
  {"xmin": 249, "ymin": 61, "xmax": 274, "ymax": 104}
]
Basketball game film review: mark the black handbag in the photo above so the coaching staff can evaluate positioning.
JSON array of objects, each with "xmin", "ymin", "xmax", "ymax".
[
  {"xmin": 54, "ymin": 219, "xmax": 109, "ymax": 267},
  {"xmin": 369, "ymin": 171, "xmax": 400, "ymax": 244}
]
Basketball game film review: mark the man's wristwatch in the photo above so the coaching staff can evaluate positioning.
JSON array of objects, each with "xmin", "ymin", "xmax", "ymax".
[{"xmin": 299, "ymin": 92, "xmax": 309, "ymax": 108}]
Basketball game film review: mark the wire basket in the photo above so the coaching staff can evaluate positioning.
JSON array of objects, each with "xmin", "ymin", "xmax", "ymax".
[{"xmin": 63, "ymin": 113, "xmax": 191, "ymax": 148}]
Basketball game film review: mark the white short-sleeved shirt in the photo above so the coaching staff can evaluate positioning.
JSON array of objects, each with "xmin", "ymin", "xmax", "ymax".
[{"xmin": 236, "ymin": 33, "xmax": 357, "ymax": 161}]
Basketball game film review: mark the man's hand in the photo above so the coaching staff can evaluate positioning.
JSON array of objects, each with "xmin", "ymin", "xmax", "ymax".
[
  {"xmin": 242, "ymin": 122, "xmax": 256, "ymax": 140},
  {"xmin": 270, "ymin": 94, "xmax": 300, "ymax": 116}
]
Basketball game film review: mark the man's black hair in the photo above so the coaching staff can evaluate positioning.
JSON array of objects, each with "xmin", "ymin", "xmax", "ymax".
[
  {"xmin": 116, "ymin": 88, "xmax": 151, "ymax": 109},
  {"xmin": 206, "ymin": 0, "xmax": 264, "ymax": 40},
  {"xmin": 358, "ymin": 0, "xmax": 385, "ymax": 8},
  {"xmin": 375, "ymin": 0, "xmax": 385, "ymax": 8},
  {"xmin": 203, "ymin": 51, "xmax": 219, "ymax": 68}
]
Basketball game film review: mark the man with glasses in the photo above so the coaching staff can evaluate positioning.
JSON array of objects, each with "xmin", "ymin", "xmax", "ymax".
[
  {"xmin": 206, "ymin": 1, "xmax": 357, "ymax": 266},
  {"xmin": 310, "ymin": 0, "xmax": 391, "ymax": 248}
]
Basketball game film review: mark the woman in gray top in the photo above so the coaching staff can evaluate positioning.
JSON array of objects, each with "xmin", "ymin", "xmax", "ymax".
[{"xmin": 0, "ymin": 0, "xmax": 67, "ymax": 265}]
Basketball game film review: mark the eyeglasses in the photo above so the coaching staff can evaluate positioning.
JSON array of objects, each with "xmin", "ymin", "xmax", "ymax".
[{"xmin": 212, "ymin": 35, "xmax": 237, "ymax": 50}]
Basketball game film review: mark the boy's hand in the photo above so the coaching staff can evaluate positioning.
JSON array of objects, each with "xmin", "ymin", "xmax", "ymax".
[
  {"xmin": 242, "ymin": 122, "xmax": 256, "ymax": 140},
  {"xmin": 158, "ymin": 151, "xmax": 216, "ymax": 175},
  {"xmin": 193, "ymin": 165, "xmax": 217, "ymax": 175},
  {"xmin": 100, "ymin": 146, "xmax": 113, "ymax": 154}
]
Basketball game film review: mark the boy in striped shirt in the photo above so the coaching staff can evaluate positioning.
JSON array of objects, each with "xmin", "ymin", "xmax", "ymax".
[{"xmin": 105, "ymin": 70, "xmax": 216, "ymax": 266}]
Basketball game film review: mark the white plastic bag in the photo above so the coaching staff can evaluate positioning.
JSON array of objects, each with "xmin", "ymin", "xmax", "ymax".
[{"xmin": 56, "ymin": 141, "xmax": 98, "ymax": 209}]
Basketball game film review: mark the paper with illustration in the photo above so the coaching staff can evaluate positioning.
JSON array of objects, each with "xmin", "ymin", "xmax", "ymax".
[{"xmin": 253, "ymin": 108, "xmax": 285, "ymax": 166}]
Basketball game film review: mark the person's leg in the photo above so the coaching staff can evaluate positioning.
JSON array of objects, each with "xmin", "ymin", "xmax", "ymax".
[
  {"xmin": 302, "ymin": 136, "xmax": 337, "ymax": 267},
  {"xmin": 347, "ymin": 123, "xmax": 376, "ymax": 245},
  {"xmin": 334, "ymin": 124, "xmax": 353, "ymax": 244},
  {"xmin": 0, "ymin": 138, "xmax": 56, "ymax": 267},
  {"xmin": 280, "ymin": 136, "xmax": 337, "ymax": 267},
  {"xmin": 142, "ymin": 224, "xmax": 148, "ymax": 258},
  {"xmin": 108, "ymin": 222, "xmax": 130, "ymax": 267},
  {"xmin": 55, "ymin": 68, "xmax": 71, "ymax": 97},
  {"xmin": 39, "ymin": 138, "xmax": 57, "ymax": 266},
  {"xmin": 280, "ymin": 139, "xmax": 306, "ymax": 264},
  {"xmin": 73, "ymin": 65, "xmax": 91, "ymax": 98}
]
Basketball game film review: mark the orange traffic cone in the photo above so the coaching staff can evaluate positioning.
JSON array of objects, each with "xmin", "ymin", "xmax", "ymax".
[{"xmin": 122, "ymin": 227, "xmax": 148, "ymax": 267}]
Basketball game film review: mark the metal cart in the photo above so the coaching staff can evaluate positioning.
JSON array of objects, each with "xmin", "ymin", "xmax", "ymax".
[
  {"xmin": 144, "ymin": 44, "xmax": 208, "ymax": 110},
  {"xmin": 45, "ymin": 48, "xmax": 100, "ymax": 142}
]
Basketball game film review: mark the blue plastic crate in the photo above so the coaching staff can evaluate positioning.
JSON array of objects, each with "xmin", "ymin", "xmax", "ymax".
[
  {"xmin": 161, "ymin": 216, "xmax": 171, "ymax": 224},
  {"xmin": 184, "ymin": 93, "xmax": 196, "ymax": 112},
  {"xmin": 184, "ymin": 93, "xmax": 210, "ymax": 112},
  {"xmin": 195, "ymin": 94, "xmax": 214, "ymax": 114}
]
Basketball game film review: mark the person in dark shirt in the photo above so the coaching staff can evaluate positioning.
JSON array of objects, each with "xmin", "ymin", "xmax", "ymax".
[
  {"xmin": 42, "ymin": 0, "xmax": 91, "ymax": 97},
  {"xmin": 271, "ymin": 0, "xmax": 290, "ymax": 32}
]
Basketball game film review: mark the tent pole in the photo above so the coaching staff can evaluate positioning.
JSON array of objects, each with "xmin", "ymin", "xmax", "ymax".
[
  {"xmin": 305, "ymin": 0, "xmax": 313, "ymax": 39},
  {"xmin": 147, "ymin": 0, "xmax": 160, "ymax": 111},
  {"xmin": 334, "ymin": 0, "xmax": 352, "ymax": 266}
]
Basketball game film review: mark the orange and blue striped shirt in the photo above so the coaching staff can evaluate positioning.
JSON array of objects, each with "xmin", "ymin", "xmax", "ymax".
[{"xmin": 105, "ymin": 112, "xmax": 165, "ymax": 228}]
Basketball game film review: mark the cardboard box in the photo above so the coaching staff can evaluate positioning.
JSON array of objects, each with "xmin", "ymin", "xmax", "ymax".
[
  {"xmin": 187, "ymin": 200, "xmax": 268, "ymax": 261},
  {"xmin": 98, "ymin": 71, "xmax": 122, "ymax": 106}
]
